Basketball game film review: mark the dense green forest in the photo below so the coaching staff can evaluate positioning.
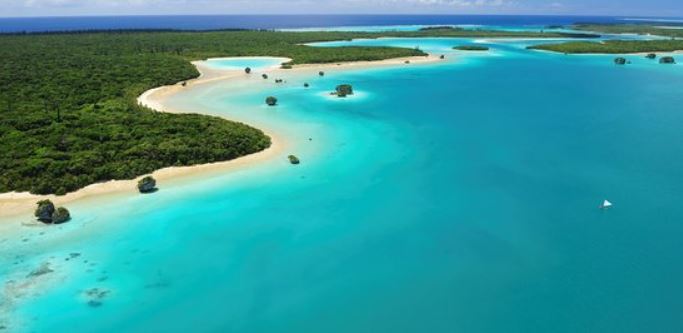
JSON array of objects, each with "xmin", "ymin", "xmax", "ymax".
[
  {"xmin": 573, "ymin": 24, "xmax": 683, "ymax": 38},
  {"xmin": 528, "ymin": 39, "xmax": 683, "ymax": 54},
  {"xmin": 0, "ymin": 29, "xmax": 599, "ymax": 195},
  {"xmin": 529, "ymin": 24, "xmax": 683, "ymax": 54}
]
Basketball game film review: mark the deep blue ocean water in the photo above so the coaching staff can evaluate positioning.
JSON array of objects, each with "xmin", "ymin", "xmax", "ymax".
[
  {"xmin": 2, "ymin": 21, "xmax": 683, "ymax": 333},
  {"xmin": 0, "ymin": 15, "xmax": 676, "ymax": 33}
]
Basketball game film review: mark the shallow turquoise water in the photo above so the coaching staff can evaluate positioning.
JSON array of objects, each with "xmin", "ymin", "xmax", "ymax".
[
  {"xmin": 2, "ymin": 37, "xmax": 683, "ymax": 332},
  {"xmin": 203, "ymin": 57, "xmax": 289, "ymax": 71}
]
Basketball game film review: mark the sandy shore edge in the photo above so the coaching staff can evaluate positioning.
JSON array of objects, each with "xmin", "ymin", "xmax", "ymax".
[{"xmin": 0, "ymin": 53, "xmax": 441, "ymax": 221}]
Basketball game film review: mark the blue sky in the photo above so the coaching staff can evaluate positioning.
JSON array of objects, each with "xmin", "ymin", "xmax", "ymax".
[{"xmin": 2, "ymin": 0, "xmax": 683, "ymax": 17}]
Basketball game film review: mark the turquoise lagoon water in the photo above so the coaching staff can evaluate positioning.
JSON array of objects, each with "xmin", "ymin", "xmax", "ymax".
[
  {"xmin": 203, "ymin": 57, "xmax": 290, "ymax": 71},
  {"xmin": 2, "ymin": 36, "xmax": 683, "ymax": 332}
]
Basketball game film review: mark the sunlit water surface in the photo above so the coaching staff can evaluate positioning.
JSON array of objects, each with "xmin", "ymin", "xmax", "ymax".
[{"xmin": 2, "ymin": 35, "xmax": 683, "ymax": 332}]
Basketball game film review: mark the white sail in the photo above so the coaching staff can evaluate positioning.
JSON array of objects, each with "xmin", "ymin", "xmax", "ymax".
[{"xmin": 602, "ymin": 200, "xmax": 613, "ymax": 208}]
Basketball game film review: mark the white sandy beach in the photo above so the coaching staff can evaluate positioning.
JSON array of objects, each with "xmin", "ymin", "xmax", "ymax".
[{"xmin": 0, "ymin": 53, "xmax": 442, "ymax": 221}]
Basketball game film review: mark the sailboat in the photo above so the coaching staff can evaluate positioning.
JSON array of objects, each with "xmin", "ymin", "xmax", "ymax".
[{"xmin": 600, "ymin": 200, "xmax": 613, "ymax": 209}]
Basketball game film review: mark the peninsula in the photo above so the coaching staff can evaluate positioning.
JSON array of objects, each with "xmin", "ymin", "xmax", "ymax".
[
  {"xmin": 0, "ymin": 28, "xmax": 599, "ymax": 197},
  {"xmin": 530, "ymin": 24, "xmax": 683, "ymax": 54}
]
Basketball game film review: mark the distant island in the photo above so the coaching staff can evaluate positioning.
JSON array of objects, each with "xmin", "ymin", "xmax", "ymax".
[
  {"xmin": 0, "ymin": 28, "xmax": 601, "ymax": 196},
  {"xmin": 453, "ymin": 45, "xmax": 490, "ymax": 51},
  {"xmin": 530, "ymin": 24, "xmax": 683, "ymax": 54}
]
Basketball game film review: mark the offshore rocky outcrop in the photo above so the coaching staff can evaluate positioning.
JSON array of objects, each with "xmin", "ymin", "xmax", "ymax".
[
  {"xmin": 34, "ymin": 200, "xmax": 71, "ymax": 224},
  {"xmin": 335, "ymin": 84, "xmax": 354, "ymax": 97},
  {"xmin": 288, "ymin": 155, "xmax": 300, "ymax": 165},
  {"xmin": 137, "ymin": 175, "xmax": 157, "ymax": 193},
  {"xmin": 660, "ymin": 56, "xmax": 676, "ymax": 64},
  {"xmin": 614, "ymin": 57, "xmax": 627, "ymax": 65}
]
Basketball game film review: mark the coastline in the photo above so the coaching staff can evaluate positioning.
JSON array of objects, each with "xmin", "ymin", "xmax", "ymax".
[{"xmin": 0, "ymin": 53, "xmax": 441, "ymax": 221}]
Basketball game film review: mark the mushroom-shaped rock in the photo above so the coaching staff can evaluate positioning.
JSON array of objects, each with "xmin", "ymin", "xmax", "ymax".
[
  {"xmin": 288, "ymin": 155, "xmax": 300, "ymax": 165},
  {"xmin": 404, "ymin": 60, "xmax": 411, "ymax": 64},
  {"xmin": 646, "ymin": 53, "xmax": 657, "ymax": 59},
  {"xmin": 51, "ymin": 207, "xmax": 71, "ymax": 224},
  {"xmin": 614, "ymin": 57, "xmax": 627, "ymax": 65},
  {"xmin": 34, "ymin": 200, "xmax": 55, "ymax": 223},
  {"xmin": 262, "ymin": 74, "xmax": 269, "ymax": 79},
  {"xmin": 304, "ymin": 83, "xmax": 310, "ymax": 88},
  {"xmin": 266, "ymin": 96, "xmax": 278, "ymax": 106},
  {"xmin": 137, "ymin": 176, "xmax": 157, "ymax": 193},
  {"xmin": 318, "ymin": 71, "xmax": 325, "ymax": 77},
  {"xmin": 660, "ymin": 56, "xmax": 676, "ymax": 64},
  {"xmin": 244, "ymin": 67, "xmax": 252, "ymax": 74},
  {"xmin": 335, "ymin": 84, "xmax": 354, "ymax": 97},
  {"xmin": 440, "ymin": 55, "xmax": 445, "ymax": 59},
  {"xmin": 34, "ymin": 200, "xmax": 71, "ymax": 224}
]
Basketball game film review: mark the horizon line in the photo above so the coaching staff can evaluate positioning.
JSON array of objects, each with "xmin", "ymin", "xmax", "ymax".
[{"xmin": 1, "ymin": 13, "xmax": 682, "ymax": 20}]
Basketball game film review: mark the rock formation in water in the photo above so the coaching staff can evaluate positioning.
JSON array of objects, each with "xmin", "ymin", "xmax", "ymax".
[
  {"xmin": 646, "ymin": 53, "xmax": 657, "ymax": 59},
  {"xmin": 319, "ymin": 71, "xmax": 325, "ymax": 77},
  {"xmin": 137, "ymin": 176, "xmax": 157, "ymax": 193},
  {"xmin": 35, "ymin": 199, "xmax": 55, "ymax": 222},
  {"xmin": 614, "ymin": 57, "xmax": 627, "ymax": 65},
  {"xmin": 51, "ymin": 207, "xmax": 71, "ymax": 224},
  {"xmin": 288, "ymin": 155, "xmax": 300, "ymax": 165},
  {"xmin": 34, "ymin": 200, "xmax": 71, "ymax": 224},
  {"xmin": 335, "ymin": 84, "xmax": 354, "ymax": 97},
  {"xmin": 262, "ymin": 74, "xmax": 269, "ymax": 79},
  {"xmin": 660, "ymin": 56, "xmax": 676, "ymax": 64},
  {"xmin": 244, "ymin": 67, "xmax": 252, "ymax": 74},
  {"xmin": 266, "ymin": 96, "xmax": 278, "ymax": 106}
]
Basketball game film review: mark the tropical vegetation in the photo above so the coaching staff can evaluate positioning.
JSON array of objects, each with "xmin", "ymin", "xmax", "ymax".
[
  {"xmin": 453, "ymin": 45, "xmax": 490, "ymax": 51},
  {"xmin": 529, "ymin": 40, "xmax": 683, "ymax": 54},
  {"xmin": 0, "ymin": 28, "xmax": 600, "ymax": 195},
  {"xmin": 34, "ymin": 199, "xmax": 71, "ymax": 224}
]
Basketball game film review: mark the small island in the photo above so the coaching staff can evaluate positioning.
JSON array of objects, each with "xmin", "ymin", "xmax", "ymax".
[
  {"xmin": 614, "ymin": 57, "xmax": 627, "ymax": 65},
  {"xmin": 288, "ymin": 155, "xmax": 300, "ymax": 165},
  {"xmin": 335, "ymin": 84, "xmax": 354, "ymax": 97},
  {"xmin": 244, "ymin": 67, "xmax": 252, "ymax": 74},
  {"xmin": 420, "ymin": 26, "xmax": 456, "ymax": 31},
  {"xmin": 266, "ymin": 96, "xmax": 278, "ymax": 106},
  {"xmin": 453, "ymin": 45, "xmax": 490, "ymax": 51}
]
